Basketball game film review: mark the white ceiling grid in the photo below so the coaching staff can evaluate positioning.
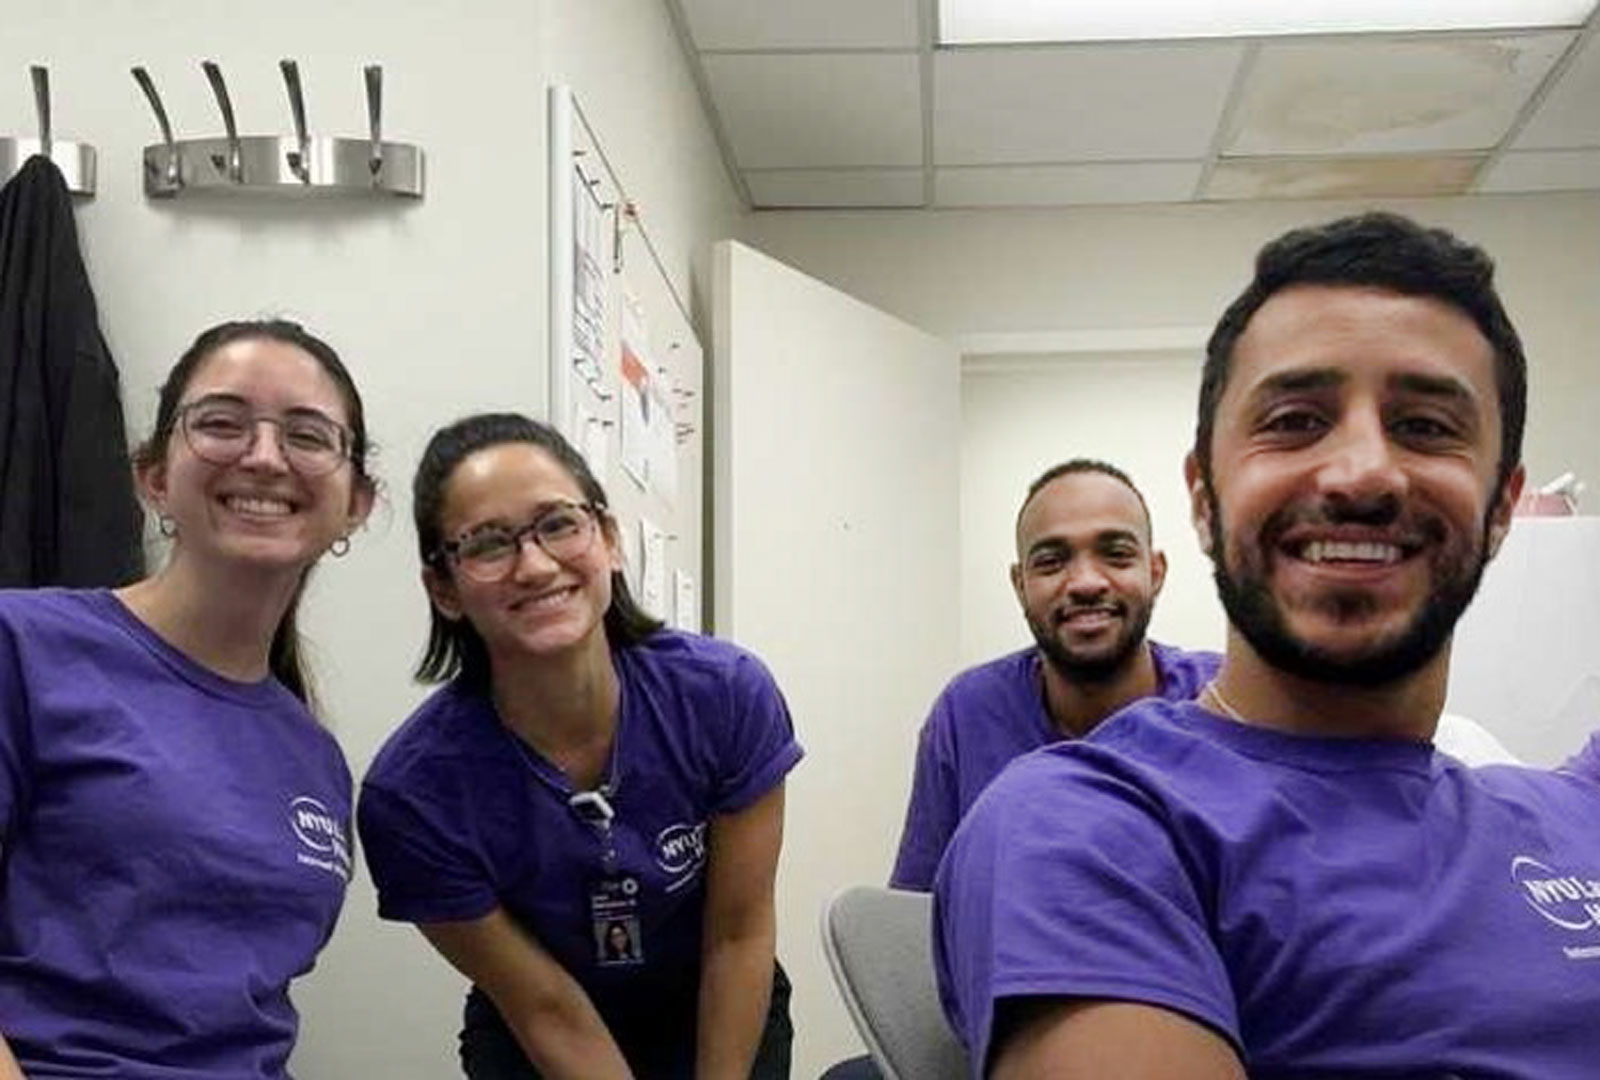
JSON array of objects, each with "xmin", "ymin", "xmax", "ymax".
[{"xmin": 669, "ymin": 0, "xmax": 1600, "ymax": 209}]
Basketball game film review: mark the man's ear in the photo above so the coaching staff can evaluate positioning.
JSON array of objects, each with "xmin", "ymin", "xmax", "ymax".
[
  {"xmin": 1009, "ymin": 561, "xmax": 1025, "ymax": 605},
  {"xmin": 1485, "ymin": 464, "xmax": 1526, "ymax": 561},
  {"xmin": 1184, "ymin": 451, "xmax": 1215, "ymax": 557},
  {"xmin": 1149, "ymin": 549, "xmax": 1169, "ymax": 596},
  {"xmin": 422, "ymin": 565, "xmax": 463, "ymax": 621}
]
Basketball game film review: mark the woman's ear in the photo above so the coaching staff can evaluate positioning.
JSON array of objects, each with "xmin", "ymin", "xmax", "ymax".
[
  {"xmin": 134, "ymin": 456, "xmax": 170, "ymax": 518},
  {"xmin": 422, "ymin": 565, "xmax": 463, "ymax": 621},
  {"xmin": 600, "ymin": 511, "xmax": 625, "ymax": 573},
  {"xmin": 346, "ymin": 478, "xmax": 377, "ymax": 537},
  {"xmin": 347, "ymin": 483, "xmax": 377, "ymax": 531}
]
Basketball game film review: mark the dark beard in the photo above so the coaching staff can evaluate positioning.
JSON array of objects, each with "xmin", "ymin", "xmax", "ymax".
[
  {"xmin": 1205, "ymin": 484, "xmax": 1490, "ymax": 687},
  {"xmin": 1028, "ymin": 601, "xmax": 1153, "ymax": 685}
]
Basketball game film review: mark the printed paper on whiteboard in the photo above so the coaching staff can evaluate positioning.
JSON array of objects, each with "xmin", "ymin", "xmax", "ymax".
[
  {"xmin": 648, "ymin": 380, "xmax": 677, "ymax": 506},
  {"xmin": 673, "ymin": 570, "xmax": 699, "ymax": 633},
  {"xmin": 573, "ymin": 400, "xmax": 609, "ymax": 479},
  {"xmin": 572, "ymin": 169, "xmax": 608, "ymax": 383},
  {"xmin": 638, "ymin": 517, "xmax": 668, "ymax": 617},
  {"xmin": 619, "ymin": 291, "xmax": 652, "ymax": 491},
  {"xmin": 620, "ymin": 512, "xmax": 642, "ymax": 596}
]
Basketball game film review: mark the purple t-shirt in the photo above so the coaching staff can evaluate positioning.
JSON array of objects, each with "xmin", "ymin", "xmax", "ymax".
[
  {"xmin": 1564, "ymin": 731, "xmax": 1600, "ymax": 784},
  {"xmin": 890, "ymin": 641, "xmax": 1218, "ymax": 890},
  {"xmin": 357, "ymin": 630, "xmax": 802, "ymax": 1031},
  {"xmin": 935, "ymin": 699, "xmax": 1600, "ymax": 1078},
  {"xmin": 0, "ymin": 589, "xmax": 353, "ymax": 1079}
]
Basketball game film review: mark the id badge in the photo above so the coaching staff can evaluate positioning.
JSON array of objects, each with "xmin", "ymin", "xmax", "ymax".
[{"xmin": 589, "ymin": 874, "xmax": 644, "ymax": 967}]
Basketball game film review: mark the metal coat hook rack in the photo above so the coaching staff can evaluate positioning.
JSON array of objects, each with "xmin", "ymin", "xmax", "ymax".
[
  {"xmin": 132, "ymin": 60, "xmax": 424, "ymax": 198},
  {"xmin": 0, "ymin": 66, "xmax": 97, "ymax": 195}
]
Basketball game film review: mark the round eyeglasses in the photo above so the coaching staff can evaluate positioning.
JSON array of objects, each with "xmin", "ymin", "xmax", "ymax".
[
  {"xmin": 176, "ymin": 396, "xmax": 354, "ymax": 477},
  {"xmin": 437, "ymin": 501, "xmax": 602, "ymax": 583}
]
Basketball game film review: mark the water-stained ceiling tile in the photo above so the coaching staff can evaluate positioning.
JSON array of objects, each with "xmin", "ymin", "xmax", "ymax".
[
  {"xmin": 1205, "ymin": 155, "xmax": 1485, "ymax": 199},
  {"xmin": 1225, "ymin": 33, "xmax": 1573, "ymax": 156}
]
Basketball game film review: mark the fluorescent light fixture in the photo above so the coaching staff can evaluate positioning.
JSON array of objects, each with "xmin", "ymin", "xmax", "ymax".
[{"xmin": 940, "ymin": 0, "xmax": 1599, "ymax": 44}]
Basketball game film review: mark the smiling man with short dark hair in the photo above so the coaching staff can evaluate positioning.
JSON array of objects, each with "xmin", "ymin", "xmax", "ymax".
[
  {"xmin": 934, "ymin": 212, "xmax": 1600, "ymax": 1080},
  {"xmin": 889, "ymin": 459, "xmax": 1218, "ymax": 892}
]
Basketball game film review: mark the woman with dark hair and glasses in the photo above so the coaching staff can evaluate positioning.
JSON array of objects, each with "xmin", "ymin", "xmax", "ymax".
[
  {"xmin": 0, "ymin": 320, "xmax": 376, "ymax": 1078},
  {"xmin": 358, "ymin": 413, "xmax": 801, "ymax": 1080}
]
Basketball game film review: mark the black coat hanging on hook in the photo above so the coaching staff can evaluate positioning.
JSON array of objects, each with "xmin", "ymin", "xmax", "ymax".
[{"xmin": 0, "ymin": 156, "xmax": 144, "ymax": 587}]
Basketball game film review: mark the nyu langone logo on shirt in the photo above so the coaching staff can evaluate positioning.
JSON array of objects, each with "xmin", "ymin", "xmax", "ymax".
[
  {"xmin": 290, "ymin": 796, "xmax": 351, "ymax": 882},
  {"xmin": 1511, "ymin": 856, "xmax": 1600, "ymax": 959},
  {"xmin": 656, "ymin": 821, "xmax": 707, "ymax": 891}
]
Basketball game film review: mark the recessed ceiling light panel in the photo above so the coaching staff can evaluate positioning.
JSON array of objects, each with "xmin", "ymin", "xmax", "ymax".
[{"xmin": 939, "ymin": 0, "xmax": 1599, "ymax": 44}]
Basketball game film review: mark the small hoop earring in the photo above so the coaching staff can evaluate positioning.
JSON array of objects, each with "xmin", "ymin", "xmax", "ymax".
[
  {"xmin": 158, "ymin": 513, "xmax": 177, "ymax": 539},
  {"xmin": 329, "ymin": 535, "xmax": 351, "ymax": 558}
]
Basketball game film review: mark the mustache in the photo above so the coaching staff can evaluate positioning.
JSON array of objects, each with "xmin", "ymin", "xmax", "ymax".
[{"xmin": 1262, "ymin": 494, "xmax": 1447, "ymax": 546}]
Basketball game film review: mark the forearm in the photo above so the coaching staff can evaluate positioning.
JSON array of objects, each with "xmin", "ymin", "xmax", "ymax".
[
  {"xmin": 695, "ymin": 927, "xmax": 776, "ymax": 1080},
  {"xmin": 420, "ymin": 914, "xmax": 635, "ymax": 1080},
  {"xmin": 501, "ymin": 983, "xmax": 634, "ymax": 1080},
  {"xmin": 1, "ymin": 1033, "xmax": 24, "ymax": 1080}
]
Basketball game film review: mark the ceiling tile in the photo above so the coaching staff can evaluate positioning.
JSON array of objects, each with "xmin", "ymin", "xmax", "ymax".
[
  {"xmin": 1478, "ymin": 149, "xmax": 1600, "ymax": 192},
  {"xmin": 679, "ymin": 0, "xmax": 919, "ymax": 50},
  {"xmin": 703, "ymin": 53, "xmax": 923, "ymax": 168},
  {"xmin": 933, "ymin": 43, "xmax": 1245, "ymax": 165},
  {"xmin": 745, "ymin": 169, "xmax": 926, "ymax": 207},
  {"xmin": 935, "ymin": 162, "xmax": 1202, "ymax": 206},
  {"xmin": 1205, "ymin": 155, "xmax": 1485, "ymax": 199},
  {"xmin": 1226, "ymin": 33, "xmax": 1574, "ymax": 156},
  {"xmin": 1513, "ymin": 32, "xmax": 1600, "ymax": 149}
]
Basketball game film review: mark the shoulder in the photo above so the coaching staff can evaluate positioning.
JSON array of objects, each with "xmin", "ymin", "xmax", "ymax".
[
  {"xmin": 971, "ymin": 700, "xmax": 1268, "ymax": 835},
  {"xmin": 1560, "ymin": 730, "xmax": 1600, "ymax": 787},
  {"xmin": 943, "ymin": 648, "xmax": 1036, "ymax": 697},
  {"xmin": 364, "ymin": 682, "xmax": 495, "ymax": 790},
  {"xmin": 618, "ymin": 628, "xmax": 782, "ymax": 698},
  {"xmin": 936, "ymin": 705, "xmax": 1249, "ymax": 1065},
  {"xmin": 1148, "ymin": 642, "xmax": 1222, "ymax": 699},
  {"xmin": 969, "ymin": 701, "xmax": 1197, "ymax": 816},
  {"xmin": 925, "ymin": 648, "xmax": 1038, "ymax": 724},
  {"xmin": 1473, "ymin": 756, "xmax": 1600, "ymax": 805},
  {"xmin": 0, "ymin": 587, "xmax": 111, "ymax": 638},
  {"xmin": 0, "ymin": 589, "xmax": 155, "ymax": 691},
  {"xmin": 622, "ymin": 627, "xmax": 764, "ymax": 669},
  {"xmin": 944, "ymin": 702, "xmax": 1275, "ymax": 922}
]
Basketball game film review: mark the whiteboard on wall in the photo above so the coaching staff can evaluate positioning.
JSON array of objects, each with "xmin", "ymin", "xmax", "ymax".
[
  {"xmin": 547, "ymin": 85, "xmax": 704, "ymax": 631},
  {"xmin": 1446, "ymin": 516, "xmax": 1600, "ymax": 766}
]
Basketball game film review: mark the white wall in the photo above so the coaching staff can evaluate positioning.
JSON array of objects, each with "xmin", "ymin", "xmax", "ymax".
[
  {"xmin": 4, "ymin": 2, "xmax": 741, "ymax": 1076},
  {"xmin": 750, "ymin": 195, "xmax": 1600, "ymax": 677},
  {"xmin": 749, "ymin": 195, "xmax": 1600, "ymax": 502},
  {"xmin": 713, "ymin": 242, "xmax": 962, "ymax": 1076},
  {"xmin": 11, "ymin": 8, "xmax": 1600, "ymax": 1074},
  {"xmin": 962, "ymin": 351, "xmax": 1224, "ymax": 667}
]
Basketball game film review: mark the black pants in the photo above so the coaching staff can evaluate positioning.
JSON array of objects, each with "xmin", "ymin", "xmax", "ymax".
[{"xmin": 459, "ymin": 962, "xmax": 793, "ymax": 1079}]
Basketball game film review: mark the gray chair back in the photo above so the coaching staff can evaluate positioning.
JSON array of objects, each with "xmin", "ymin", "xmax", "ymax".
[{"xmin": 820, "ymin": 886, "xmax": 969, "ymax": 1080}]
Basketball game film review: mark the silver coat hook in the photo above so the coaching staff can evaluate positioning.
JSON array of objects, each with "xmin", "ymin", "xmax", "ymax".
[
  {"xmin": 5, "ymin": 64, "xmax": 95, "ymax": 195},
  {"xmin": 201, "ymin": 60, "xmax": 242, "ymax": 183},
  {"xmin": 280, "ymin": 59, "xmax": 311, "ymax": 183},
  {"xmin": 364, "ymin": 65, "xmax": 383, "ymax": 181},
  {"xmin": 131, "ymin": 67, "xmax": 180, "ymax": 189},
  {"xmin": 31, "ymin": 65, "xmax": 51, "ymax": 159},
  {"xmin": 131, "ymin": 60, "xmax": 421, "ymax": 198}
]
